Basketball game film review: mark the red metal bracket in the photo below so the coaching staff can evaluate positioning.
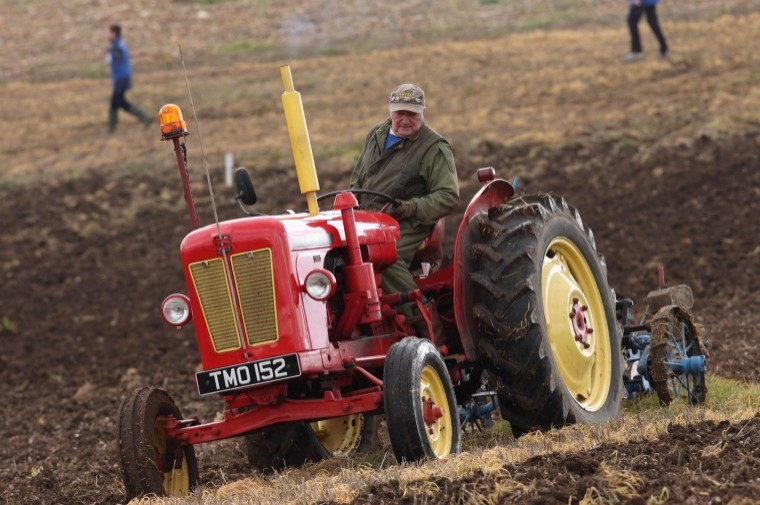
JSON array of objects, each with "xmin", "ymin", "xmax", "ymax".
[
  {"xmin": 333, "ymin": 291, "xmax": 369, "ymax": 340},
  {"xmin": 214, "ymin": 234, "xmax": 232, "ymax": 255},
  {"xmin": 414, "ymin": 296, "xmax": 434, "ymax": 342},
  {"xmin": 352, "ymin": 365, "xmax": 384, "ymax": 387}
]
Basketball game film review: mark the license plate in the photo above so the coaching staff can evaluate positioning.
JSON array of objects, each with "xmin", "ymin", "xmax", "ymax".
[{"xmin": 196, "ymin": 354, "xmax": 301, "ymax": 396}]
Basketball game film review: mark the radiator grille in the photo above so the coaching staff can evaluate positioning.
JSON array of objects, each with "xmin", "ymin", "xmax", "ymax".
[
  {"xmin": 189, "ymin": 259, "xmax": 241, "ymax": 352},
  {"xmin": 231, "ymin": 249, "xmax": 279, "ymax": 346}
]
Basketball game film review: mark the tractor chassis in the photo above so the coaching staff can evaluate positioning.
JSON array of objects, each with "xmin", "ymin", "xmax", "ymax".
[
  {"xmin": 163, "ymin": 310, "xmax": 467, "ymax": 449},
  {"xmin": 164, "ymin": 386, "xmax": 383, "ymax": 447}
]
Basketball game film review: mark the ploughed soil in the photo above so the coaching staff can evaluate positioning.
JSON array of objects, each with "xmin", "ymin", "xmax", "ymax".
[
  {"xmin": 0, "ymin": 130, "xmax": 758, "ymax": 503},
  {"xmin": 349, "ymin": 413, "xmax": 760, "ymax": 504}
]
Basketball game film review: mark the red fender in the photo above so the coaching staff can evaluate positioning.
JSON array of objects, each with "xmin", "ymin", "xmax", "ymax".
[{"xmin": 453, "ymin": 179, "xmax": 515, "ymax": 361}]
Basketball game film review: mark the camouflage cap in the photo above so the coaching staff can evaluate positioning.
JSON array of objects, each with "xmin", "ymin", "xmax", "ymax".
[{"xmin": 388, "ymin": 83, "xmax": 425, "ymax": 114}]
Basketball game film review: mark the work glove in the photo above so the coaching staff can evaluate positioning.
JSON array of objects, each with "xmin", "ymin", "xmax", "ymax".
[{"xmin": 386, "ymin": 199, "xmax": 416, "ymax": 220}]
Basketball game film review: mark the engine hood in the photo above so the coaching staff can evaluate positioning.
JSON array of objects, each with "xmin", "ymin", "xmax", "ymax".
[{"xmin": 180, "ymin": 210, "xmax": 400, "ymax": 255}]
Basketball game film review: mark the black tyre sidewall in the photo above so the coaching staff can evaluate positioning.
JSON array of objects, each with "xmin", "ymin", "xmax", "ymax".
[
  {"xmin": 535, "ymin": 215, "xmax": 622, "ymax": 424},
  {"xmin": 118, "ymin": 387, "xmax": 198, "ymax": 498},
  {"xmin": 385, "ymin": 338, "xmax": 462, "ymax": 462}
]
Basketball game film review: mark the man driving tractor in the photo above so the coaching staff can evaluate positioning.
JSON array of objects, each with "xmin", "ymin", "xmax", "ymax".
[{"xmin": 349, "ymin": 83, "xmax": 459, "ymax": 345}]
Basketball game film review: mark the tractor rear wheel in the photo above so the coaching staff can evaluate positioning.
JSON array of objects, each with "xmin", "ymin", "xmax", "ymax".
[
  {"xmin": 311, "ymin": 414, "xmax": 379, "ymax": 456},
  {"xmin": 384, "ymin": 337, "xmax": 461, "ymax": 462},
  {"xmin": 470, "ymin": 195, "xmax": 622, "ymax": 435},
  {"xmin": 244, "ymin": 422, "xmax": 330, "ymax": 472},
  {"xmin": 117, "ymin": 387, "xmax": 198, "ymax": 499}
]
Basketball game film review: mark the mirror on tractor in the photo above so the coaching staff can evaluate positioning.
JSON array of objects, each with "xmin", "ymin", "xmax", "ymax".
[
  {"xmin": 234, "ymin": 168, "xmax": 262, "ymax": 217},
  {"xmin": 234, "ymin": 167, "xmax": 257, "ymax": 205}
]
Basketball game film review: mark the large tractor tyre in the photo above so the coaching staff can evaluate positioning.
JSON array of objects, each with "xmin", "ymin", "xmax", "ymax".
[
  {"xmin": 384, "ymin": 337, "xmax": 462, "ymax": 462},
  {"xmin": 117, "ymin": 387, "xmax": 199, "ymax": 499},
  {"xmin": 470, "ymin": 195, "xmax": 623, "ymax": 435},
  {"xmin": 311, "ymin": 414, "xmax": 380, "ymax": 456},
  {"xmin": 244, "ymin": 422, "xmax": 330, "ymax": 472}
]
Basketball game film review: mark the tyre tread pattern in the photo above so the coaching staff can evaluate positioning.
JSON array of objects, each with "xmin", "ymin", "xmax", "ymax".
[
  {"xmin": 117, "ymin": 387, "xmax": 198, "ymax": 499},
  {"xmin": 469, "ymin": 195, "xmax": 622, "ymax": 434}
]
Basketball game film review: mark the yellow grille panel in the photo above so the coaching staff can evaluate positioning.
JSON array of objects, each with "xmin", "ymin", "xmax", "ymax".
[
  {"xmin": 189, "ymin": 259, "xmax": 241, "ymax": 352},
  {"xmin": 231, "ymin": 249, "xmax": 279, "ymax": 346}
]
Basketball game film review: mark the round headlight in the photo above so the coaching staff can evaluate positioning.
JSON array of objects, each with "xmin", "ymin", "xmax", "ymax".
[
  {"xmin": 161, "ymin": 294, "xmax": 192, "ymax": 327},
  {"xmin": 304, "ymin": 269, "xmax": 336, "ymax": 301}
]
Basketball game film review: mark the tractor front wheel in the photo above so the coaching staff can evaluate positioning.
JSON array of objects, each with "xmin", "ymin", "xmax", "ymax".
[
  {"xmin": 471, "ymin": 195, "xmax": 623, "ymax": 435},
  {"xmin": 117, "ymin": 387, "xmax": 198, "ymax": 499},
  {"xmin": 384, "ymin": 337, "xmax": 461, "ymax": 462}
]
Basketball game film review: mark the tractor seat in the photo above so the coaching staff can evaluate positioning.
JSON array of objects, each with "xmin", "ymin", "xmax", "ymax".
[{"xmin": 411, "ymin": 218, "xmax": 445, "ymax": 269}]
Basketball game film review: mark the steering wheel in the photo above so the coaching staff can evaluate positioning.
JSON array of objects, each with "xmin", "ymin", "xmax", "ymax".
[{"xmin": 316, "ymin": 189, "xmax": 397, "ymax": 206}]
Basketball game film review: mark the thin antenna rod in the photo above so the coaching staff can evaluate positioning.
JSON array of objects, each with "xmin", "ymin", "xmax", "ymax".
[
  {"xmin": 179, "ymin": 45, "xmax": 247, "ymax": 351},
  {"xmin": 179, "ymin": 44, "xmax": 222, "ymax": 237}
]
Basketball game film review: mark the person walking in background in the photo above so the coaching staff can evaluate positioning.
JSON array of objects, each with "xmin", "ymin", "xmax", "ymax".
[
  {"xmin": 625, "ymin": 0, "xmax": 669, "ymax": 61},
  {"xmin": 106, "ymin": 24, "xmax": 151, "ymax": 133}
]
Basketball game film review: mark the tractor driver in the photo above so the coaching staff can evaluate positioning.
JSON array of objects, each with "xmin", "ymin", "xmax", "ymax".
[{"xmin": 349, "ymin": 83, "xmax": 459, "ymax": 345}]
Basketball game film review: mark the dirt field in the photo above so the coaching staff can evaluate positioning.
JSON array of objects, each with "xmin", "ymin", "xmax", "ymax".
[
  {"xmin": 346, "ymin": 413, "xmax": 760, "ymax": 504},
  {"xmin": 1, "ymin": 0, "xmax": 759, "ymax": 504}
]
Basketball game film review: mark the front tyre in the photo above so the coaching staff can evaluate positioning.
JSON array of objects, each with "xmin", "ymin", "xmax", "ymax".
[
  {"xmin": 117, "ymin": 387, "xmax": 198, "ymax": 499},
  {"xmin": 384, "ymin": 337, "xmax": 462, "ymax": 462},
  {"xmin": 471, "ymin": 195, "xmax": 623, "ymax": 434}
]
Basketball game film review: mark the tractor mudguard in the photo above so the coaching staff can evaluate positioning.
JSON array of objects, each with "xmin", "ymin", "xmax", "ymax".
[{"xmin": 453, "ymin": 179, "xmax": 515, "ymax": 361}]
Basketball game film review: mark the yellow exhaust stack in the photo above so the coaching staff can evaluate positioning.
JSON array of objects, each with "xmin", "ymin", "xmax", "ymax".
[{"xmin": 280, "ymin": 65, "xmax": 320, "ymax": 216}]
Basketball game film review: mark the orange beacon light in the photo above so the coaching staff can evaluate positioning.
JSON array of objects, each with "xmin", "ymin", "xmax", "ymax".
[
  {"xmin": 159, "ymin": 104, "xmax": 189, "ymax": 140},
  {"xmin": 158, "ymin": 103, "xmax": 199, "ymax": 229}
]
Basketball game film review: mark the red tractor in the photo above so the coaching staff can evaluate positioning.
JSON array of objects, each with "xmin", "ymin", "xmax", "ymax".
[{"xmin": 117, "ymin": 67, "xmax": 624, "ymax": 498}]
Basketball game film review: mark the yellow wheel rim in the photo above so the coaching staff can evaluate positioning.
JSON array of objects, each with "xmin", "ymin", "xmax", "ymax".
[
  {"xmin": 153, "ymin": 415, "xmax": 191, "ymax": 496},
  {"xmin": 311, "ymin": 414, "xmax": 364, "ymax": 456},
  {"xmin": 541, "ymin": 237, "xmax": 611, "ymax": 412},
  {"xmin": 419, "ymin": 365, "xmax": 453, "ymax": 458}
]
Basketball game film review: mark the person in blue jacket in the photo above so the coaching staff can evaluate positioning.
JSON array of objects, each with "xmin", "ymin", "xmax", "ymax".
[
  {"xmin": 625, "ymin": 0, "xmax": 669, "ymax": 61},
  {"xmin": 106, "ymin": 25, "xmax": 151, "ymax": 133}
]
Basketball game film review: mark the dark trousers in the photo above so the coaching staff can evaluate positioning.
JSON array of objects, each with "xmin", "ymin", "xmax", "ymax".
[
  {"xmin": 110, "ymin": 77, "xmax": 134, "ymax": 112},
  {"xmin": 628, "ymin": 5, "xmax": 668, "ymax": 54},
  {"xmin": 381, "ymin": 220, "xmax": 432, "ymax": 309}
]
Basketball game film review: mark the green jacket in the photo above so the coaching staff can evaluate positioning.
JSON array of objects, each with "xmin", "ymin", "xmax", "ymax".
[{"xmin": 350, "ymin": 118, "xmax": 459, "ymax": 228}]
